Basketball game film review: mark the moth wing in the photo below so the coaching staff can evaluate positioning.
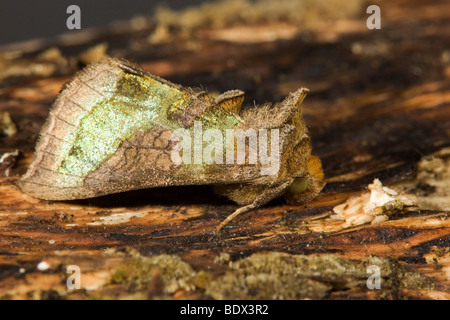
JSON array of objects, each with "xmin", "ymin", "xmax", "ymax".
[
  {"xmin": 17, "ymin": 57, "xmax": 182, "ymax": 200},
  {"xmin": 17, "ymin": 58, "xmax": 259, "ymax": 200},
  {"xmin": 81, "ymin": 126, "xmax": 268, "ymax": 197},
  {"xmin": 17, "ymin": 58, "xmax": 130, "ymax": 199}
]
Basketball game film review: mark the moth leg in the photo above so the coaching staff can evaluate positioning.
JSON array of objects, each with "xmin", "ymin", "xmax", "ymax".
[
  {"xmin": 215, "ymin": 180, "xmax": 291, "ymax": 231},
  {"xmin": 214, "ymin": 204, "xmax": 256, "ymax": 232}
]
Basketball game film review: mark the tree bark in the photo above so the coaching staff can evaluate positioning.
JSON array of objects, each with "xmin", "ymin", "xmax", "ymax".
[{"xmin": 0, "ymin": 0, "xmax": 449, "ymax": 299}]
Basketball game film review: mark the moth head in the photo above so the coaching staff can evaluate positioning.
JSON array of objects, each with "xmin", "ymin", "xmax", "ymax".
[{"xmin": 285, "ymin": 155, "xmax": 325, "ymax": 203}]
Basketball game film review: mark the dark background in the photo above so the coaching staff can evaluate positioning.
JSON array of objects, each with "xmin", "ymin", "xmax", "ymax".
[{"xmin": 0, "ymin": 0, "xmax": 207, "ymax": 46}]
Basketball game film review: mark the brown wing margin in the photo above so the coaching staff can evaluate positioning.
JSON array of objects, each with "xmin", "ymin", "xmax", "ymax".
[{"xmin": 107, "ymin": 57, "xmax": 185, "ymax": 91}]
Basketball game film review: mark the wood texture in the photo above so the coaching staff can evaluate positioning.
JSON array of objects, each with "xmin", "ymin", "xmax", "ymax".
[{"xmin": 0, "ymin": 0, "xmax": 449, "ymax": 299}]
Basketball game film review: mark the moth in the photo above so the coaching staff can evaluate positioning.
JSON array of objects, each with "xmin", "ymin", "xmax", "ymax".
[{"xmin": 17, "ymin": 57, "xmax": 325, "ymax": 230}]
